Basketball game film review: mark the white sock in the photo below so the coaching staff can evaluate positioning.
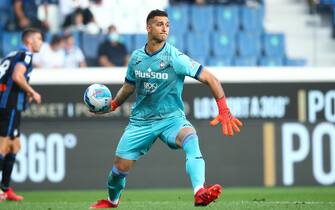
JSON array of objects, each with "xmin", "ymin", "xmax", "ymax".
[
  {"xmin": 194, "ymin": 185, "xmax": 203, "ymax": 195},
  {"xmin": 108, "ymin": 197, "xmax": 119, "ymax": 205}
]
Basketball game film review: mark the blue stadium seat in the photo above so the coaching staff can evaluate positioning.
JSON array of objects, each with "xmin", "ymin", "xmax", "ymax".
[
  {"xmin": 211, "ymin": 32, "xmax": 236, "ymax": 57},
  {"xmin": 43, "ymin": 32, "xmax": 52, "ymax": 43},
  {"xmin": 207, "ymin": 56, "xmax": 232, "ymax": 66},
  {"xmin": 186, "ymin": 33, "xmax": 210, "ymax": 57},
  {"xmin": 120, "ymin": 34, "xmax": 133, "ymax": 52},
  {"xmin": 216, "ymin": 5, "xmax": 239, "ymax": 34},
  {"xmin": 168, "ymin": 32, "xmax": 185, "ymax": 52},
  {"xmin": 81, "ymin": 33, "xmax": 105, "ymax": 59},
  {"xmin": 233, "ymin": 56, "xmax": 258, "ymax": 66},
  {"xmin": 71, "ymin": 31, "xmax": 81, "ymax": 47},
  {"xmin": 134, "ymin": 34, "xmax": 147, "ymax": 50},
  {"xmin": 166, "ymin": 5, "xmax": 189, "ymax": 34},
  {"xmin": 319, "ymin": 0, "xmax": 335, "ymax": 5},
  {"xmin": 259, "ymin": 57, "xmax": 284, "ymax": 66},
  {"xmin": 190, "ymin": 5, "xmax": 215, "ymax": 32},
  {"xmin": 262, "ymin": 33, "xmax": 285, "ymax": 57},
  {"xmin": 0, "ymin": 0, "xmax": 10, "ymax": 9},
  {"xmin": 0, "ymin": 0, "xmax": 12, "ymax": 30},
  {"xmin": 0, "ymin": 32, "xmax": 2, "ymax": 57},
  {"xmin": 285, "ymin": 58, "xmax": 307, "ymax": 66},
  {"xmin": 2, "ymin": 32, "xmax": 21, "ymax": 56},
  {"xmin": 237, "ymin": 32, "xmax": 261, "ymax": 57},
  {"xmin": 240, "ymin": 6, "xmax": 264, "ymax": 33}
]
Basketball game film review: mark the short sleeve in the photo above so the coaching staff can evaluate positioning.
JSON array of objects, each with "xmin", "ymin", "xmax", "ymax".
[
  {"xmin": 171, "ymin": 51, "xmax": 203, "ymax": 79},
  {"xmin": 18, "ymin": 52, "xmax": 32, "ymax": 67},
  {"xmin": 125, "ymin": 53, "xmax": 136, "ymax": 85}
]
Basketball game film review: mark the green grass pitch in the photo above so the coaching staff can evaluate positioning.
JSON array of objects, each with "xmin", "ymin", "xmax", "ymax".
[{"xmin": 2, "ymin": 187, "xmax": 335, "ymax": 210}]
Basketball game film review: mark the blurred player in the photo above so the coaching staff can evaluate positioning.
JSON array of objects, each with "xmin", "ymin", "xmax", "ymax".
[
  {"xmin": 90, "ymin": 10, "xmax": 242, "ymax": 208},
  {"xmin": 0, "ymin": 28, "xmax": 42, "ymax": 201}
]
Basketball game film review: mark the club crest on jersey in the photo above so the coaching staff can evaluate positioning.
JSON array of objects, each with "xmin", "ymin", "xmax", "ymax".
[{"xmin": 159, "ymin": 60, "xmax": 165, "ymax": 69}]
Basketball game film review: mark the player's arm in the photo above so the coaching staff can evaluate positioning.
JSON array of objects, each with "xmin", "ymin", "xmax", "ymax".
[
  {"xmin": 99, "ymin": 55, "xmax": 115, "ymax": 67},
  {"xmin": 14, "ymin": 0, "xmax": 30, "ymax": 28},
  {"xmin": 109, "ymin": 82, "xmax": 135, "ymax": 112},
  {"xmin": 197, "ymin": 68, "xmax": 242, "ymax": 137},
  {"xmin": 12, "ymin": 63, "xmax": 41, "ymax": 104}
]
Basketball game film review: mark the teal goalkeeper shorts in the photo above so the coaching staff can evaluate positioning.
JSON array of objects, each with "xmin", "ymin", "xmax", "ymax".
[{"xmin": 115, "ymin": 116, "xmax": 194, "ymax": 160}]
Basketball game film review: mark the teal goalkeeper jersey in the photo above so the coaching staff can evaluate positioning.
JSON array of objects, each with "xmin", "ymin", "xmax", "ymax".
[{"xmin": 125, "ymin": 42, "xmax": 203, "ymax": 121}]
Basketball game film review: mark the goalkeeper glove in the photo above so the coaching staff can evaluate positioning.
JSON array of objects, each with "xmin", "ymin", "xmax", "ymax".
[
  {"xmin": 89, "ymin": 100, "xmax": 118, "ymax": 114},
  {"xmin": 210, "ymin": 97, "xmax": 243, "ymax": 136},
  {"xmin": 110, "ymin": 100, "xmax": 119, "ymax": 111}
]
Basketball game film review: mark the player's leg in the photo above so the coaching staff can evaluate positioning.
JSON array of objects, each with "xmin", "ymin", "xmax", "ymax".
[
  {"xmin": 175, "ymin": 127, "xmax": 205, "ymax": 194},
  {"xmin": 90, "ymin": 122, "xmax": 156, "ymax": 209},
  {"xmin": 0, "ymin": 137, "xmax": 9, "ymax": 171},
  {"xmin": 0, "ymin": 137, "xmax": 10, "ymax": 202},
  {"xmin": 177, "ymin": 128, "xmax": 222, "ymax": 206},
  {"xmin": 176, "ymin": 128, "xmax": 221, "ymax": 206},
  {"xmin": 159, "ymin": 118, "xmax": 205, "ymax": 192},
  {"xmin": 0, "ymin": 109, "xmax": 12, "ymax": 172},
  {"xmin": 107, "ymin": 156, "xmax": 135, "ymax": 205},
  {"xmin": 91, "ymin": 157, "xmax": 135, "ymax": 209},
  {"xmin": 159, "ymin": 118, "xmax": 221, "ymax": 206},
  {"xmin": 0, "ymin": 109, "xmax": 14, "ymax": 201},
  {"xmin": 1, "ymin": 137, "xmax": 23, "ymax": 201}
]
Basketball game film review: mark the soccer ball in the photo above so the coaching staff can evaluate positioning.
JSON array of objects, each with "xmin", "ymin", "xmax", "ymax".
[{"xmin": 84, "ymin": 84, "xmax": 112, "ymax": 112}]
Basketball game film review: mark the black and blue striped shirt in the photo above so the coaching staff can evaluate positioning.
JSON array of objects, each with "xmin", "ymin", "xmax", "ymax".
[{"xmin": 0, "ymin": 46, "xmax": 33, "ymax": 111}]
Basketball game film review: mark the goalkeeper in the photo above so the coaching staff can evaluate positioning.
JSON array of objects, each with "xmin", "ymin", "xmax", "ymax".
[{"xmin": 90, "ymin": 9, "xmax": 243, "ymax": 209}]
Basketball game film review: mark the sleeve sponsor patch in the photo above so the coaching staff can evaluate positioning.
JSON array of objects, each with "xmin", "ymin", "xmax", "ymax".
[{"xmin": 24, "ymin": 55, "xmax": 32, "ymax": 65}]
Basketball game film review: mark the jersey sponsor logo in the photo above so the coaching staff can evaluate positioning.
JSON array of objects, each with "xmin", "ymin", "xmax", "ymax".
[
  {"xmin": 144, "ymin": 82, "xmax": 158, "ymax": 93},
  {"xmin": 134, "ymin": 68, "xmax": 168, "ymax": 80},
  {"xmin": 13, "ymin": 129, "xmax": 18, "ymax": 136},
  {"xmin": 24, "ymin": 55, "xmax": 32, "ymax": 64}
]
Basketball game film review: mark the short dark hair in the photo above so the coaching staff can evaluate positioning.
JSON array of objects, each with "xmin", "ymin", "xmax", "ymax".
[
  {"xmin": 50, "ymin": 34, "xmax": 63, "ymax": 46},
  {"xmin": 21, "ymin": 28, "xmax": 41, "ymax": 42},
  {"xmin": 146, "ymin": 9, "xmax": 168, "ymax": 24}
]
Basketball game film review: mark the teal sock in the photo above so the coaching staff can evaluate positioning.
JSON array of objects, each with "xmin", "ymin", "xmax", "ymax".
[
  {"xmin": 107, "ymin": 166, "xmax": 127, "ymax": 203},
  {"xmin": 182, "ymin": 133, "xmax": 205, "ymax": 192}
]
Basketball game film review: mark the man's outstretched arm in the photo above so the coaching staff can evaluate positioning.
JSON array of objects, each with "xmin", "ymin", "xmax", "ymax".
[
  {"xmin": 109, "ymin": 82, "xmax": 135, "ymax": 111},
  {"xmin": 197, "ymin": 68, "xmax": 243, "ymax": 137}
]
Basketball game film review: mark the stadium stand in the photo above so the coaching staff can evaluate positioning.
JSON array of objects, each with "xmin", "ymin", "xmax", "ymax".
[
  {"xmin": 216, "ymin": 5, "xmax": 240, "ymax": 34},
  {"xmin": 259, "ymin": 56, "xmax": 283, "ymax": 66},
  {"xmin": 120, "ymin": 33, "xmax": 134, "ymax": 53},
  {"xmin": 81, "ymin": 33, "xmax": 105, "ymax": 66},
  {"xmin": 134, "ymin": 34, "xmax": 148, "ymax": 50},
  {"xmin": 168, "ymin": 32, "xmax": 185, "ymax": 52},
  {"xmin": 233, "ymin": 56, "xmax": 258, "ymax": 66},
  {"xmin": 211, "ymin": 32, "xmax": 236, "ymax": 57},
  {"xmin": 186, "ymin": 32, "xmax": 210, "ymax": 58},
  {"xmin": 190, "ymin": 5, "xmax": 215, "ymax": 32},
  {"xmin": 236, "ymin": 32, "xmax": 261, "ymax": 57},
  {"xmin": 0, "ymin": 1, "xmax": 310, "ymax": 67},
  {"xmin": 1, "ymin": 32, "xmax": 21, "ymax": 56}
]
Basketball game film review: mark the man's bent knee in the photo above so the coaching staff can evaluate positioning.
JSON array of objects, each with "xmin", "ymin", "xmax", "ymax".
[
  {"xmin": 113, "ymin": 156, "xmax": 135, "ymax": 173},
  {"xmin": 0, "ymin": 137, "xmax": 10, "ymax": 155},
  {"xmin": 10, "ymin": 138, "xmax": 21, "ymax": 154},
  {"xmin": 176, "ymin": 127, "xmax": 196, "ymax": 148}
]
